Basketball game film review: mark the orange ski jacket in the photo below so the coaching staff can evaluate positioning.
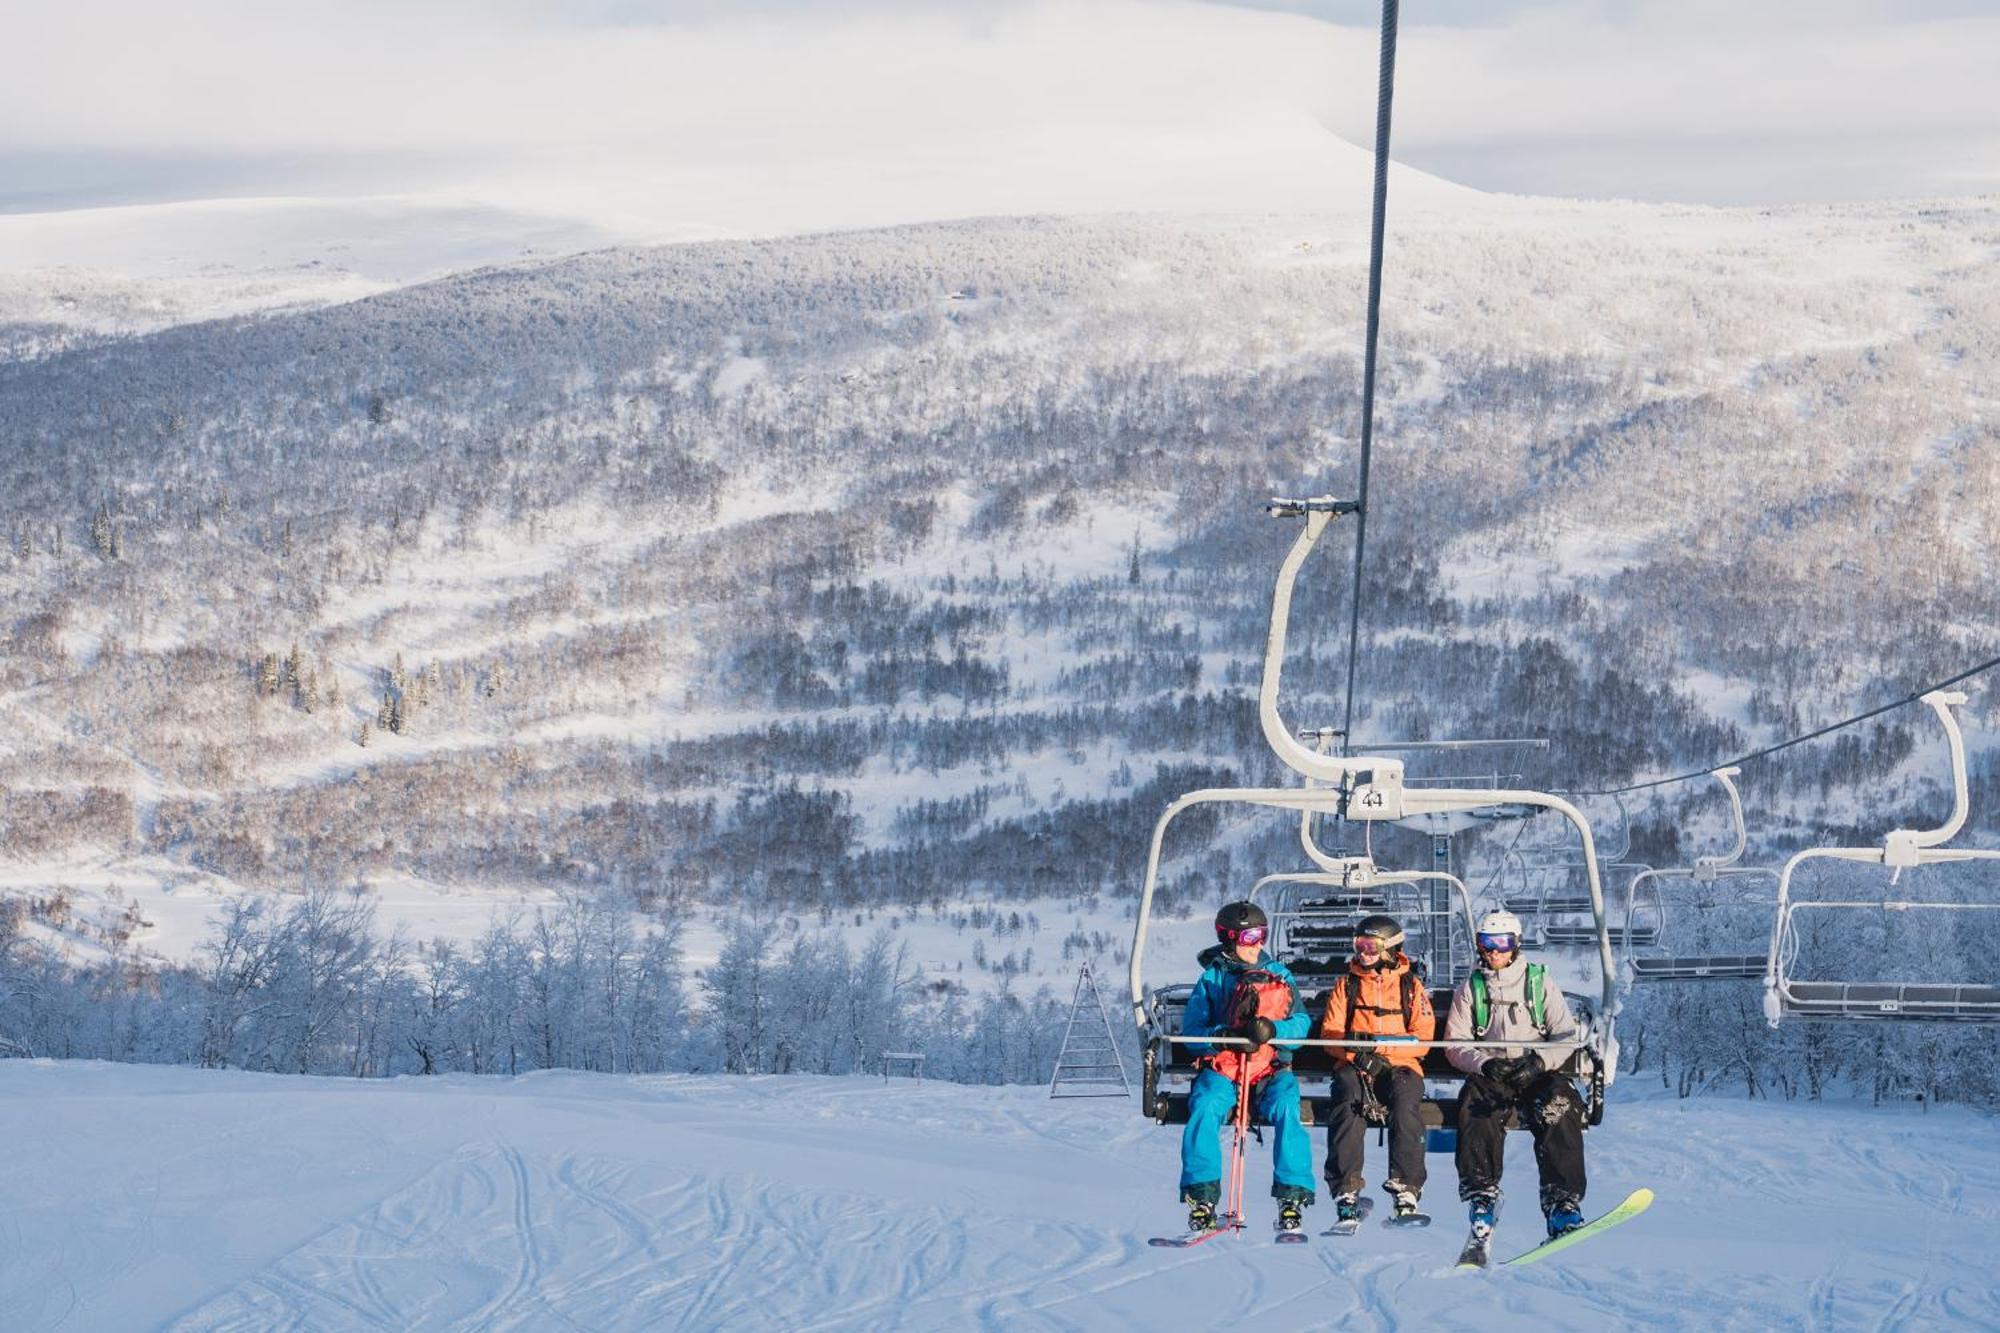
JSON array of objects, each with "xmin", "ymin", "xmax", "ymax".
[{"xmin": 1318, "ymin": 953, "xmax": 1436, "ymax": 1075}]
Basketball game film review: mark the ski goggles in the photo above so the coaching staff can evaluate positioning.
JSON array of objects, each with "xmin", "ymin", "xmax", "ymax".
[
  {"xmin": 1476, "ymin": 932, "xmax": 1522, "ymax": 953},
  {"xmin": 1218, "ymin": 924, "xmax": 1268, "ymax": 946},
  {"xmin": 1352, "ymin": 936, "xmax": 1385, "ymax": 956}
]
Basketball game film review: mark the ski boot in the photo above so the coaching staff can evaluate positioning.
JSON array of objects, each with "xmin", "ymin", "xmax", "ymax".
[
  {"xmin": 1544, "ymin": 1194, "xmax": 1585, "ymax": 1240},
  {"xmin": 1382, "ymin": 1181, "xmax": 1430, "ymax": 1228},
  {"xmin": 1456, "ymin": 1191, "xmax": 1501, "ymax": 1269},
  {"xmin": 1466, "ymin": 1191, "xmax": 1499, "ymax": 1237},
  {"xmin": 1187, "ymin": 1198, "xmax": 1219, "ymax": 1234},
  {"xmin": 1335, "ymin": 1194, "xmax": 1364, "ymax": 1226},
  {"xmin": 1276, "ymin": 1198, "xmax": 1305, "ymax": 1233}
]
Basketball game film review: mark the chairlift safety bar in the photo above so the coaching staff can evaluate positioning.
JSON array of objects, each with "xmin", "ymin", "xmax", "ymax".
[{"xmin": 1156, "ymin": 1035, "xmax": 1581, "ymax": 1052}]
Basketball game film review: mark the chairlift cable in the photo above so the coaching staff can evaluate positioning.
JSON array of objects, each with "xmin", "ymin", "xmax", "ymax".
[
  {"xmin": 1339, "ymin": 0, "xmax": 1400, "ymax": 750},
  {"xmin": 1578, "ymin": 651, "xmax": 2000, "ymax": 798}
]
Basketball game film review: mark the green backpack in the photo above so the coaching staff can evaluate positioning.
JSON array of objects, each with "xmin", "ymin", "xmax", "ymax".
[{"xmin": 1469, "ymin": 963, "xmax": 1550, "ymax": 1038}]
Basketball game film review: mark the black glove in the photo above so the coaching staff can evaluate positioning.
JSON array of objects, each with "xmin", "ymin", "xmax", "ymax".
[
  {"xmin": 1480, "ymin": 1052, "xmax": 1544, "ymax": 1091},
  {"xmin": 1354, "ymin": 1049, "xmax": 1390, "ymax": 1079},
  {"xmin": 1239, "ymin": 1015, "xmax": 1276, "ymax": 1049},
  {"xmin": 1505, "ymin": 1051, "xmax": 1546, "ymax": 1089}
]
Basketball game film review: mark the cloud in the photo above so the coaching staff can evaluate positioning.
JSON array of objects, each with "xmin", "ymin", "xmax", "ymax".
[
  {"xmin": 3, "ymin": 1, "xmax": 1325, "ymax": 156},
  {"xmin": 1, "ymin": 0, "xmax": 1995, "ymax": 225},
  {"xmin": 4, "ymin": 0, "xmax": 1460, "ymax": 233},
  {"xmin": 1386, "ymin": 5, "xmax": 2000, "ymax": 146}
]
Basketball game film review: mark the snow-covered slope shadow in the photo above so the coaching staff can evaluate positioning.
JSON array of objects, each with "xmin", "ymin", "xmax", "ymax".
[{"xmin": 169, "ymin": 1142, "xmax": 1143, "ymax": 1331}]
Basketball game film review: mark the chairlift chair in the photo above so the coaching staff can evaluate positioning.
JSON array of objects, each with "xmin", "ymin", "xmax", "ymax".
[
  {"xmin": 1283, "ymin": 798, "xmax": 1476, "ymax": 986},
  {"xmin": 1252, "ymin": 863, "xmax": 1479, "ymax": 989},
  {"xmin": 1138, "ymin": 857, "xmax": 1605, "ymax": 1131},
  {"xmin": 1130, "ymin": 498, "xmax": 1620, "ymax": 1130},
  {"xmin": 1504, "ymin": 795, "xmax": 1654, "ymax": 931},
  {"xmin": 1763, "ymin": 692, "xmax": 2000, "ymax": 1025},
  {"xmin": 1626, "ymin": 767, "xmax": 1780, "ymax": 983}
]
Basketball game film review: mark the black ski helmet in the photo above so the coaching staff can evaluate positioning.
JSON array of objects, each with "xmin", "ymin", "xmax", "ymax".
[
  {"xmin": 1214, "ymin": 900, "xmax": 1269, "ymax": 944},
  {"xmin": 1354, "ymin": 914, "xmax": 1406, "ymax": 954}
]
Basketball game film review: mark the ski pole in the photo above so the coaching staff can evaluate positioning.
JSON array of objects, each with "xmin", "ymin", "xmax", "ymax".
[{"xmin": 1224, "ymin": 1063, "xmax": 1250, "ymax": 1230}]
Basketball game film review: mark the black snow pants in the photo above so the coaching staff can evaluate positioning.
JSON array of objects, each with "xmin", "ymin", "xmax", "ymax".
[
  {"xmin": 1325, "ymin": 1063, "xmax": 1427, "ymax": 1196},
  {"xmin": 1454, "ymin": 1071, "xmax": 1587, "ymax": 1209}
]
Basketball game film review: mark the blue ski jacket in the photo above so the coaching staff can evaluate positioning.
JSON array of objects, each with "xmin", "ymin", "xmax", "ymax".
[{"xmin": 1182, "ymin": 945, "xmax": 1312, "ymax": 1060}]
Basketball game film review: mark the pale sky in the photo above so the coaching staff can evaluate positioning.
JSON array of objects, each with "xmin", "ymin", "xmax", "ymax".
[{"xmin": 1, "ymin": 0, "xmax": 1995, "ymax": 226}]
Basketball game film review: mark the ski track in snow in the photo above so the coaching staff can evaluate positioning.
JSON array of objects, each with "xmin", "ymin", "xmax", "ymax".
[{"xmin": 1, "ymin": 1063, "xmax": 1995, "ymax": 1331}]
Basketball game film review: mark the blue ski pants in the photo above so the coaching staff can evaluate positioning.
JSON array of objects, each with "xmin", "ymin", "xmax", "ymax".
[{"xmin": 1179, "ymin": 1066, "xmax": 1316, "ymax": 1203}]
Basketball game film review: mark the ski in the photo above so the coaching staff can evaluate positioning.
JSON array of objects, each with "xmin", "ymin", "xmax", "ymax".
[
  {"xmin": 1149, "ymin": 1216, "xmax": 1241, "ymax": 1248},
  {"xmin": 1382, "ymin": 1210, "xmax": 1432, "ymax": 1229},
  {"xmin": 1320, "ymin": 1195, "xmax": 1375, "ymax": 1237},
  {"xmin": 1500, "ymin": 1188, "xmax": 1653, "ymax": 1268},
  {"xmin": 1274, "ymin": 1224, "xmax": 1309, "ymax": 1245}
]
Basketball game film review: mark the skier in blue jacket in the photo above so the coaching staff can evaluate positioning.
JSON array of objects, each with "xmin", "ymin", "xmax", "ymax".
[{"xmin": 1178, "ymin": 900, "xmax": 1317, "ymax": 1233}]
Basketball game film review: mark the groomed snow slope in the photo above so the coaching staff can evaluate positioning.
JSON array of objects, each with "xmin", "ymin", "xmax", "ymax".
[{"xmin": 1, "ymin": 1062, "xmax": 1993, "ymax": 1330}]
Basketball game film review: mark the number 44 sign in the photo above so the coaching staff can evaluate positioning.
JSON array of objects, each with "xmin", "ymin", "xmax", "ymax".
[{"xmin": 1348, "ymin": 771, "xmax": 1404, "ymax": 820}]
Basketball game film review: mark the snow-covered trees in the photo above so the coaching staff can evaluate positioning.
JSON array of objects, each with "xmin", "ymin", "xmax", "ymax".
[{"xmin": 0, "ymin": 895, "xmax": 1082, "ymax": 1088}]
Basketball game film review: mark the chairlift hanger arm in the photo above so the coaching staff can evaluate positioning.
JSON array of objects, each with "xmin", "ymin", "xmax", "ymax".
[
  {"xmin": 1257, "ymin": 501, "xmax": 1396, "ymax": 788},
  {"xmin": 1886, "ymin": 691, "xmax": 1971, "ymax": 863},
  {"xmin": 1697, "ymin": 767, "xmax": 1749, "ymax": 872}
]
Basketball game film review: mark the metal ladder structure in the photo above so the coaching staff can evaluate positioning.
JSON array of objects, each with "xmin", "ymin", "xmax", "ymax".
[
  {"xmin": 1049, "ymin": 961, "xmax": 1134, "ymax": 1099},
  {"xmin": 1763, "ymin": 691, "xmax": 2000, "ymax": 1025}
]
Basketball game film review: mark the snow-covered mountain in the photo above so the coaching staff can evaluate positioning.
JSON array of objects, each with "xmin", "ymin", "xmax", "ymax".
[
  {"xmin": 0, "ymin": 195, "xmax": 661, "ymax": 355},
  {"xmin": 2, "ymin": 196, "xmax": 1999, "ymax": 1104},
  {"xmin": 2, "ymin": 1060, "xmax": 1992, "ymax": 1330}
]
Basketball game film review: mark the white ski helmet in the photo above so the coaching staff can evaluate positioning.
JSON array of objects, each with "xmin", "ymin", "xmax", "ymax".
[{"xmin": 1476, "ymin": 910, "xmax": 1524, "ymax": 949}]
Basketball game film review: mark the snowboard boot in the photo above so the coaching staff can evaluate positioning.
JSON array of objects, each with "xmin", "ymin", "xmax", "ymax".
[
  {"xmin": 1544, "ymin": 1194, "xmax": 1584, "ymax": 1239},
  {"xmin": 1187, "ymin": 1198, "xmax": 1219, "ymax": 1233},
  {"xmin": 1276, "ymin": 1198, "xmax": 1305, "ymax": 1233},
  {"xmin": 1466, "ymin": 1191, "xmax": 1499, "ymax": 1236},
  {"xmin": 1335, "ymin": 1193, "xmax": 1364, "ymax": 1225}
]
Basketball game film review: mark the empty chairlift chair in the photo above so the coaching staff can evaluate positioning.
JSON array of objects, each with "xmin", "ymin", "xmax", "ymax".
[
  {"xmin": 1506, "ymin": 796, "xmax": 1655, "ymax": 949},
  {"xmin": 1627, "ymin": 767, "xmax": 1778, "ymax": 983},
  {"xmin": 1277, "ymin": 797, "xmax": 1478, "ymax": 986},
  {"xmin": 1763, "ymin": 691, "xmax": 2000, "ymax": 1025}
]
